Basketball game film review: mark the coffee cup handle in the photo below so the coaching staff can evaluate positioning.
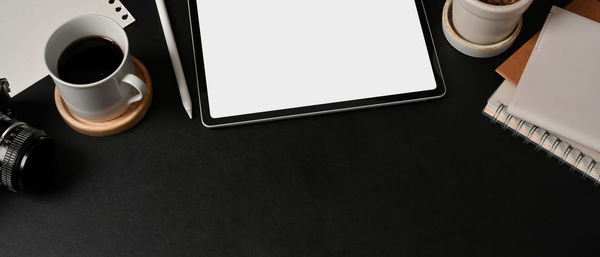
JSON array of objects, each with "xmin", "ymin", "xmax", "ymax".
[{"xmin": 121, "ymin": 74, "xmax": 148, "ymax": 105}]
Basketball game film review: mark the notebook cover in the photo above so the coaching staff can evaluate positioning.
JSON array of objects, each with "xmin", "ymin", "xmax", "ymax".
[
  {"xmin": 484, "ymin": 80, "xmax": 600, "ymax": 183},
  {"xmin": 495, "ymin": 0, "xmax": 600, "ymax": 86},
  {"xmin": 507, "ymin": 6, "xmax": 600, "ymax": 152}
]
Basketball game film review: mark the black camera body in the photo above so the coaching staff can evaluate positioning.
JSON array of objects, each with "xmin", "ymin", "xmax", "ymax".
[{"xmin": 0, "ymin": 78, "xmax": 54, "ymax": 192}]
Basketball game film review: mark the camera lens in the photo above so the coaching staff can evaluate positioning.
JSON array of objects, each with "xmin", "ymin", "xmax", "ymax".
[{"xmin": 0, "ymin": 115, "xmax": 54, "ymax": 192}]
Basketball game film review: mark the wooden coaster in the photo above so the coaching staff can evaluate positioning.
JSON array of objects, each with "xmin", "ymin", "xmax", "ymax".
[{"xmin": 54, "ymin": 56, "xmax": 153, "ymax": 137}]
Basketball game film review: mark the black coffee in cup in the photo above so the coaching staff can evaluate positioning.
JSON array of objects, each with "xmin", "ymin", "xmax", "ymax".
[{"xmin": 57, "ymin": 36, "xmax": 124, "ymax": 84}]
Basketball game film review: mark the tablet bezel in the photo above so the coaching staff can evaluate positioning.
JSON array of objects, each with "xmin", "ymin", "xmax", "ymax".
[{"xmin": 187, "ymin": 0, "xmax": 446, "ymax": 127}]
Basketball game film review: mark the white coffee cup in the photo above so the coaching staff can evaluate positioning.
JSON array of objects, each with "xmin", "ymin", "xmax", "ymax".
[{"xmin": 44, "ymin": 15, "xmax": 147, "ymax": 122}]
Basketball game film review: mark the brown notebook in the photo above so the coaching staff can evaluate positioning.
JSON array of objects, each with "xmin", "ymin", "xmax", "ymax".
[{"xmin": 496, "ymin": 0, "xmax": 600, "ymax": 86}]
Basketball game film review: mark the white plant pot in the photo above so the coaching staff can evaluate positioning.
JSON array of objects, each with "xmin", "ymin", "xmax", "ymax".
[{"xmin": 452, "ymin": 0, "xmax": 533, "ymax": 45}]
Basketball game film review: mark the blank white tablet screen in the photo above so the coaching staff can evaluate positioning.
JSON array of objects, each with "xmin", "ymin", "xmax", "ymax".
[{"xmin": 196, "ymin": 0, "xmax": 437, "ymax": 118}]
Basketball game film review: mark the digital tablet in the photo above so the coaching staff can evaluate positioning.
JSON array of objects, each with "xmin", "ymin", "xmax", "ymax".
[{"xmin": 187, "ymin": 0, "xmax": 446, "ymax": 127}]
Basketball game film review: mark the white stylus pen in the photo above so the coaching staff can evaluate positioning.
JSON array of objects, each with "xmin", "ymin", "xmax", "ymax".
[{"xmin": 155, "ymin": 0, "xmax": 193, "ymax": 119}]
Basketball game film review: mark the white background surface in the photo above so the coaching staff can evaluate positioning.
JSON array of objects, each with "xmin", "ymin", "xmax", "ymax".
[{"xmin": 196, "ymin": 0, "xmax": 437, "ymax": 118}]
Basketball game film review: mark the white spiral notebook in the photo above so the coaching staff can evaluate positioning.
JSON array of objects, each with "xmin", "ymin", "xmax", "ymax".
[
  {"xmin": 484, "ymin": 81, "xmax": 600, "ymax": 183},
  {"xmin": 508, "ymin": 7, "xmax": 600, "ymax": 153},
  {"xmin": 0, "ymin": 0, "xmax": 136, "ymax": 96}
]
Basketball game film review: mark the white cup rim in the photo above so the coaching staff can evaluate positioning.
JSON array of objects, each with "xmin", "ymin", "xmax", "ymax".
[
  {"xmin": 462, "ymin": 0, "xmax": 533, "ymax": 14},
  {"xmin": 44, "ymin": 14, "xmax": 130, "ymax": 89}
]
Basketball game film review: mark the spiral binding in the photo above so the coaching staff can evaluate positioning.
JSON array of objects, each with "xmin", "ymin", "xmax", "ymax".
[{"xmin": 484, "ymin": 103, "xmax": 600, "ymax": 184}]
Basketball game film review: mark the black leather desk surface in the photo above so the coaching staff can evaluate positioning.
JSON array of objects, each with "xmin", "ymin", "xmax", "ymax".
[{"xmin": 2, "ymin": 0, "xmax": 598, "ymax": 256}]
